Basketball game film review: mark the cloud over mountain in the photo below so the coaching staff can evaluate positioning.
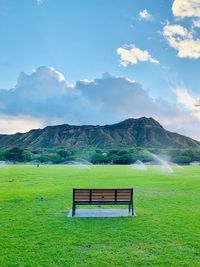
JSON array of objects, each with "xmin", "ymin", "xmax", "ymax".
[{"xmin": 0, "ymin": 66, "xmax": 200, "ymax": 140}]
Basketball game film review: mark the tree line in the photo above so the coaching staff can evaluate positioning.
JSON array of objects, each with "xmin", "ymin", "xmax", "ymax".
[{"xmin": 0, "ymin": 146, "xmax": 200, "ymax": 164}]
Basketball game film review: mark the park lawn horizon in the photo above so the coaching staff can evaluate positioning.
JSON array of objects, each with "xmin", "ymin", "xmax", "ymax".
[{"xmin": 0, "ymin": 165, "xmax": 200, "ymax": 267}]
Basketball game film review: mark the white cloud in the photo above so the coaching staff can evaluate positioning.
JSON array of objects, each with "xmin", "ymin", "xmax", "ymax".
[
  {"xmin": 175, "ymin": 88, "xmax": 196, "ymax": 109},
  {"xmin": 0, "ymin": 115, "xmax": 43, "ymax": 134},
  {"xmin": 0, "ymin": 66, "xmax": 200, "ymax": 140},
  {"xmin": 172, "ymin": 0, "xmax": 200, "ymax": 18},
  {"xmin": 192, "ymin": 19, "xmax": 200, "ymax": 28},
  {"xmin": 36, "ymin": 0, "xmax": 45, "ymax": 6},
  {"xmin": 78, "ymin": 79, "xmax": 94, "ymax": 84},
  {"xmin": 163, "ymin": 24, "xmax": 191, "ymax": 38},
  {"xmin": 139, "ymin": 9, "xmax": 153, "ymax": 21},
  {"xmin": 163, "ymin": 1, "xmax": 200, "ymax": 59},
  {"xmin": 117, "ymin": 45, "xmax": 159, "ymax": 67},
  {"xmin": 163, "ymin": 24, "xmax": 200, "ymax": 58},
  {"xmin": 174, "ymin": 88, "xmax": 200, "ymax": 119}
]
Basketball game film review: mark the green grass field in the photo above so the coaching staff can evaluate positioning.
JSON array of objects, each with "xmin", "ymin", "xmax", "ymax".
[{"xmin": 0, "ymin": 165, "xmax": 200, "ymax": 267}]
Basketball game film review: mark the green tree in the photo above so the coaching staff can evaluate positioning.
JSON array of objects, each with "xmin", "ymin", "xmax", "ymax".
[
  {"xmin": 5, "ymin": 147, "xmax": 23, "ymax": 162},
  {"xmin": 22, "ymin": 150, "xmax": 34, "ymax": 161},
  {"xmin": 5, "ymin": 147, "xmax": 33, "ymax": 162},
  {"xmin": 57, "ymin": 150, "xmax": 72, "ymax": 158}
]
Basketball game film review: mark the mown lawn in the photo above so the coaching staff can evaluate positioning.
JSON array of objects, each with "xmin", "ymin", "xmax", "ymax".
[{"xmin": 0, "ymin": 165, "xmax": 200, "ymax": 267}]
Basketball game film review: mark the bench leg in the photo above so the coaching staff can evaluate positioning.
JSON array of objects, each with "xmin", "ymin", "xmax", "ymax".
[
  {"xmin": 72, "ymin": 204, "xmax": 76, "ymax": 217},
  {"xmin": 128, "ymin": 204, "xmax": 131, "ymax": 213},
  {"xmin": 132, "ymin": 203, "xmax": 134, "ymax": 216}
]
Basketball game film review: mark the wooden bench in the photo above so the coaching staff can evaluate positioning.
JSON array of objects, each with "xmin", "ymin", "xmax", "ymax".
[{"xmin": 72, "ymin": 188, "xmax": 134, "ymax": 216}]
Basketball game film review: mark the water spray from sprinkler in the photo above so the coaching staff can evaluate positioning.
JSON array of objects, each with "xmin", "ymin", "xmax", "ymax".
[
  {"xmin": 131, "ymin": 160, "xmax": 147, "ymax": 171},
  {"xmin": 146, "ymin": 152, "xmax": 174, "ymax": 174}
]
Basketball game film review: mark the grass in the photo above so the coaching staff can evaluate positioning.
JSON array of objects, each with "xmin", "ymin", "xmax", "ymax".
[{"xmin": 0, "ymin": 164, "xmax": 200, "ymax": 267}]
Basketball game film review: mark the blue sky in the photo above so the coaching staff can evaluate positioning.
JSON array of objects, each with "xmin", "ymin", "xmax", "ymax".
[{"xmin": 0, "ymin": 0, "xmax": 200, "ymax": 139}]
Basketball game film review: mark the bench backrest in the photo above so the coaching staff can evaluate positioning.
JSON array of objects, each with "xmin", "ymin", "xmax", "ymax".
[{"xmin": 73, "ymin": 188, "xmax": 133, "ymax": 203}]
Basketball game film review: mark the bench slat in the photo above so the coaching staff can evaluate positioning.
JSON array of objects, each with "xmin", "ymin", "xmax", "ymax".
[{"xmin": 74, "ymin": 194, "xmax": 90, "ymax": 197}]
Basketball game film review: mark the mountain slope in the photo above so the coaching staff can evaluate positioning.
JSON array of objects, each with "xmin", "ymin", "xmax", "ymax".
[{"xmin": 0, "ymin": 117, "xmax": 199, "ymax": 150}]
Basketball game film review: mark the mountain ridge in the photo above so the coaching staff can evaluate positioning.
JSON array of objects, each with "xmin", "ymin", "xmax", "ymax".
[{"xmin": 0, "ymin": 117, "xmax": 199, "ymax": 150}]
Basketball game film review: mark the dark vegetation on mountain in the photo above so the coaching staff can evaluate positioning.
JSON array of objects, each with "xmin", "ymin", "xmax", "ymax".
[
  {"xmin": 0, "ymin": 117, "xmax": 199, "ymax": 149},
  {"xmin": 0, "ymin": 117, "xmax": 200, "ymax": 164}
]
